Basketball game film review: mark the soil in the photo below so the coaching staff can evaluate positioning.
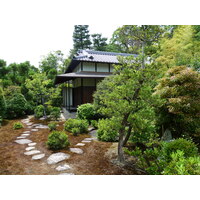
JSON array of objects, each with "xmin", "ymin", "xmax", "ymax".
[{"xmin": 0, "ymin": 118, "xmax": 137, "ymax": 175}]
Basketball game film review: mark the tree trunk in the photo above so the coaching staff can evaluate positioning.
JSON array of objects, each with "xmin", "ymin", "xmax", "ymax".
[
  {"xmin": 118, "ymin": 131, "xmax": 125, "ymax": 163},
  {"xmin": 122, "ymin": 125, "xmax": 132, "ymax": 147}
]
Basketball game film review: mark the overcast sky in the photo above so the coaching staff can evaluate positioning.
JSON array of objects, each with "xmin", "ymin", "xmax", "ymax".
[{"xmin": 0, "ymin": 0, "xmax": 122, "ymax": 67}]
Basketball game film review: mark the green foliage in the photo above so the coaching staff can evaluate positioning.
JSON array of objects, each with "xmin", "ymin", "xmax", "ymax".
[
  {"xmin": 0, "ymin": 116, "xmax": 3, "ymax": 127},
  {"xmin": 91, "ymin": 34, "xmax": 108, "ymax": 51},
  {"xmin": 48, "ymin": 122, "xmax": 57, "ymax": 131},
  {"xmin": 64, "ymin": 118, "xmax": 89, "ymax": 134},
  {"xmin": 77, "ymin": 103, "xmax": 95, "ymax": 121},
  {"xmin": 34, "ymin": 105, "xmax": 45, "ymax": 119},
  {"xmin": 47, "ymin": 131, "xmax": 70, "ymax": 150},
  {"xmin": 71, "ymin": 127, "xmax": 80, "ymax": 136},
  {"xmin": 13, "ymin": 122, "xmax": 24, "ymax": 130},
  {"xmin": 97, "ymin": 118, "xmax": 119, "ymax": 142},
  {"xmin": 162, "ymin": 138, "xmax": 198, "ymax": 161},
  {"xmin": 0, "ymin": 82, "xmax": 6, "ymax": 118},
  {"xmin": 162, "ymin": 150, "xmax": 200, "ymax": 175},
  {"xmin": 49, "ymin": 107, "xmax": 61, "ymax": 121},
  {"xmin": 91, "ymin": 120, "xmax": 98, "ymax": 129},
  {"xmin": 154, "ymin": 66, "xmax": 200, "ymax": 141}
]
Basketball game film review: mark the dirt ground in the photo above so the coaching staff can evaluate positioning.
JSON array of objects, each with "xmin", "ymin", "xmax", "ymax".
[{"xmin": 0, "ymin": 118, "xmax": 137, "ymax": 175}]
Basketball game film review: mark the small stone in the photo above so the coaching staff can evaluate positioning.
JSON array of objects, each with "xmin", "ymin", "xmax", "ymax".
[
  {"xmin": 27, "ymin": 123, "xmax": 33, "ymax": 126},
  {"xmin": 47, "ymin": 153, "xmax": 70, "ymax": 165},
  {"xmin": 32, "ymin": 154, "xmax": 45, "ymax": 160},
  {"xmin": 23, "ymin": 131, "xmax": 31, "ymax": 134},
  {"xmin": 39, "ymin": 117, "xmax": 46, "ymax": 120},
  {"xmin": 70, "ymin": 148, "xmax": 83, "ymax": 154},
  {"xmin": 28, "ymin": 143, "xmax": 37, "ymax": 146},
  {"xmin": 26, "ymin": 146, "xmax": 35, "ymax": 151},
  {"xmin": 21, "ymin": 134, "xmax": 30, "ymax": 136},
  {"xmin": 15, "ymin": 139, "xmax": 32, "ymax": 144},
  {"xmin": 35, "ymin": 125, "xmax": 48, "ymax": 129},
  {"xmin": 82, "ymin": 140, "xmax": 91, "ymax": 143},
  {"xmin": 27, "ymin": 126, "xmax": 32, "ymax": 129},
  {"xmin": 31, "ymin": 129, "xmax": 38, "ymax": 132},
  {"xmin": 56, "ymin": 164, "xmax": 71, "ymax": 171},
  {"xmin": 24, "ymin": 150, "xmax": 41, "ymax": 155},
  {"xmin": 84, "ymin": 138, "xmax": 94, "ymax": 141},
  {"xmin": 17, "ymin": 136, "xmax": 27, "ymax": 139},
  {"xmin": 76, "ymin": 143, "xmax": 85, "ymax": 146},
  {"xmin": 59, "ymin": 173, "xmax": 74, "ymax": 175}
]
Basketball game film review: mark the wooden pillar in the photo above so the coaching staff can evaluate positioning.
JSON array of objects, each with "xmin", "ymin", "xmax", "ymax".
[{"xmin": 81, "ymin": 78, "xmax": 83, "ymax": 104}]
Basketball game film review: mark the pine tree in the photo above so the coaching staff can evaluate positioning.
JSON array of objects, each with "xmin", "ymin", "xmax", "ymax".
[{"xmin": 91, "ymin": 34, "xmax": 108, "ymax": 51}]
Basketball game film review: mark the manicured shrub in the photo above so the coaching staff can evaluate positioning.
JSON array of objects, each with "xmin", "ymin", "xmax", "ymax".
[
  {"xmin": 13, "ymin": 122, "xmax": 24, "ymax": 130},
  {"xmin": 163, "ymin": 150, "xmax": 200, "ymax": 175},
  {"xmin": 162, "ymin": 138, "xmax": 198, "ymax": 161},
  {"xmin": 91, "ymin": 120, "xmax": 98, "ymax": 129},
  {"xmin": 64, "ymin": 118, "xmax": 89, "ymax": 134},
  {"xmin": 97, "ymin": 118, "xmax": 119, "ymax": 142},
  {"xmin": 49, "ymin": 107, "xmax": 61, "ymax": 121},
  {"xmin": 34, "ymin": 105, "xmax": 44, "ymax": 119},
  {"xmin": 77, "ymin": 103, "xmax": 95, "ymax": 120},
  {"xmin": 47, "ymin": 131, "xmax": 70, "ymax": 150},
  {"xmin": 48, "ymin": 122, "xmax": 57, "ymax": 131},
  {"xmin": 71, "ymin": 127, "xmax": 80, "ymax": 136}
]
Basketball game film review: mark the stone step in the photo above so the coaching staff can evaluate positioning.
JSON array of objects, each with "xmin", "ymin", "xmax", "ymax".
[
  {"xmin": 24, "ymin": 150, "xmax": 41, "ymax": 156},
  {"xmin": 47, "ymin": 153, "xmax": 70, "ymax": 165}
]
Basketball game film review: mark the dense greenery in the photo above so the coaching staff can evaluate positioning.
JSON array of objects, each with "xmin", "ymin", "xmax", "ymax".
[
  {"xmin": 13, "ymin": 122, "xmax": 24, "ymax": 130},
  {"xmin": 47, "ymin": 131, "xmax": 70, "ymax": 150},
  {"xmin": 48, "ymin": 122, "xmax": 57, "ymax": 131},
  {"xmin": 77, "ymin": 103, "xmax": 95, "ymax": 121}
]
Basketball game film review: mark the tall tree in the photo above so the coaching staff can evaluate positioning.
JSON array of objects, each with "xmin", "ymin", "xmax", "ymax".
[
  {"xmin": 91, "ymin": 34, "xmax": 108, "ymax": 51},
  {"xmin": 72, "ymin": 25, "xmax": 92, "ymax": 53}
]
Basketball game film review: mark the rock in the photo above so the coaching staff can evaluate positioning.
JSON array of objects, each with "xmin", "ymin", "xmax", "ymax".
[
  {"xmin": 76, "ymin": 143, "xmax": 85, "ymax": 147},
  {"xmin": 26, "ymin": 146, "xmax": 35, "ymax": 151},
  {"xmin": 31, "ymin": 129, "xmax": 38, "ymax": 132},
  {"xmin": 32, "ymin": 154, "xmax": 45, "ymax": 160},
  {"xmin": 17, "ymin": 136, "xmax": 27, "ymax": 139},
  {"xmin": 47, "ymin": 153, "xmax": 70, "ymax": 165},
  {"xmin": 28, "ymin": 143, "xmax": 37, "ymax": 146},
  {"xmin": 70, "ymin": 148, "xmax": 83, "ymax": 154},
  {"xmin": 27, "ymin": 126, "xmax": 32, "ymax": 129},
  {"xmin": 15, "ymin": 139, "xmax": 32, "ymax": 144},
  {"xmin": 39, "ymin": 117, "xmax": 46, "ymax": 120},
  {"xmin": 88, "ymin": 127, "xmax": 95, "ymax": 132},
  {"xmin": 24, "ymin": 150, "xmax": 41, "ymax": 155},
  {"xmin": 83, "ymin": 138, "xmax": 94, "ymax": 141},
  {"xmin": 21, "ymin": 134, "xmax": 30, "ymax": 136},
  {"xmin": 35, "ymin": 125, "xmax": 48, "ymax": 129},
  {"xmin": 82, "ymin": 140, "xmax": 91, "ymax": 143},
  {"xmin": 23, "ymin": 131, "xmax": 31, "ymax": 134},
  {"xmin": 27, "ymin": 123, "xmax": 33, "ymax": 126},
  {"xmin": 56, "ymin": 164, "xmax": 71, "ymax": 171},
  {"xmin": 59, "ymin": 173, "xmax": 74, "ymax": 175},
  {"xmin": 89, "ymin": 130, "xmax": 97, "ymax": 138}
]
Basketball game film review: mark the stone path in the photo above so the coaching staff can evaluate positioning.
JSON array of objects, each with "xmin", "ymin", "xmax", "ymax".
[{"xmin": 14, "ymin": 117, "xmax": 96, "ymax": 175}]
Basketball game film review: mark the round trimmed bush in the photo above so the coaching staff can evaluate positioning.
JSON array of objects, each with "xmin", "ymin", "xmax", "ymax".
[
  {"xmin": 47, "ymin": 131, "xmax": 70, "ymax": 150},
  {"xmin": 77, "ymin": 103, "xmax": 95, "ymax": 120},
  {"xmin": 13, "ymin": 122, "xmax": 24, "ymax": 130},
  {"xmin": 48, "ymin": 122, "xmax": 57, "ymax": 131},
  {"xmin": 34, "ymin": 105, "xmax": 44, "ymax": 119},
  {"xmin": 162, "ymin": 138, "xmax": 198, "ymax": 161}
]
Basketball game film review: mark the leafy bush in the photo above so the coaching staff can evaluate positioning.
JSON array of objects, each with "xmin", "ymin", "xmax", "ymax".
[
  {"xmin": 163, "ymin": 150, "xmax": 200, "ymax": 175},
  {"xmin": 49, "ymin": 107, "xmax": 61, "ymax": 121},
  {"xmin": 71, "ymin": 127, "xmax": 80, "ymax": 136},
  {"xmin": 77, "ymin": 103, "xmax": 95, "ymax": 121},
  {"xmin": 97, "ymin": 118, "xmax": 119, "ymax": 142},
  {"xmin": 91, "ymin": 120, "xmax": 98, "ymax": 129},
  {"xmin": 64, "ymin": 118, "xmax": 89, "ymax": 134},
  {"xmin": 34, "ymin": 105, "xmax": 44, "ymax": 119},
  {"xmin": 0, "ymin": 116, "xmax": 3, "ymax": 127},
  {"xmin": 162, "ymin": 138, "xmax": 198, "ymax": 161},
  {"xmin": 47, "ymin": 131, "xmax": 70, "ymax": 150},
  {"xmin": 6, "ymin": 93, "xmax": 28, "ymax": 119},
  {"xmin": 13, "ymin": 122, "xmax": 24, "ymax": 130},
  {"xmin": 48, "ymin": 122, "xmax": 57, "ymax": 131}
]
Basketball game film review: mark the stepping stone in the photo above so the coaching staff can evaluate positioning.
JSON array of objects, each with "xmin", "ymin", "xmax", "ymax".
[
  {"xmin": 28, "ymin": 142, "xmax": 37, "ymax": 147},
  {"xmin": 39, "ymin": 117, "xmax": 46, "ymax": 120},
  {"xmin": 27, "ymin": 126, "xmax": 32, "ymax": 129},
  {"xmin": 15, "ymin": 139, "xmax": 32, "ymax": 144},
  {"xmin": 23, "ymin": 131, "xmax": 31, "ymax": 134},
  {"xmin": 17, "ymin": 136, "xmax": 27, "ymax": 139},
  {"xmin": 70, "ymin": 148, "xmax": 83, "ymax": 154},
  {"xmin": 47, "ymin": 153, "xmax": 70, "ymax": 165},
  {"xmin": 21, "ymin": 134, "xmax": 30, "ymax": 136},
  {"xmin": 89, "ymin": 130, "xmax": 97, "ymax": 138},
  {"xmin": 27, "ymin": 123, "xmax": 33, "ymax": 126},
  {"xmin": 59, "ymin": 173, "xmax": 74, "ymax": 175},
  {"xmin": 31, "ymin": 129, "xmax": 38, "ymax": 132},
  {"xmin": 84, "ymin": 138, "xmax": 94, "ymax": 141},
  {"xmin": 26, "ymin": 146, "xmax": 35, "ymax": 151},
  {"xmin": 32, "ymin": 154, "xmax": 45, "ymax": 160},
  {"xmin": 56, "ymin": 164, "xmax": 71, "ymax": 171},
  {"xmin": 82, "ymin": 140, "xmax": 91, "ymax": 143},
  {"xmin": 76, "ymin": 143, "xmax": 85, "ymax": 147},
  {"xmin": 88, "ymin": 127, "xmax": 94, "ymax": 132},
  {"xmin": 35, "ymin": 125, "xmax": 49, "ymax": 129},
  {"xmin": 24, "ymin": 150, "xmax": 41, "ymax": 155}
]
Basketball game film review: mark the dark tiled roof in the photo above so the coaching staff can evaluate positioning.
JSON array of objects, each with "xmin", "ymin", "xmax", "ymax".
[
  {"xmin": 66, "ymin": 50, "xmax": 136, "ymax": 73},
  {"xmin": 55, "ymin": 72, "xmax": 111, "ymax": 84}
]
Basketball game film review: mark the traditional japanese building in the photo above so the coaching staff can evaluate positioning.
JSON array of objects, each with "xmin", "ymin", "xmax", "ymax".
[{"xmin": 55, "ymin": 50, "xmax": 135, "ymax": 111}]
